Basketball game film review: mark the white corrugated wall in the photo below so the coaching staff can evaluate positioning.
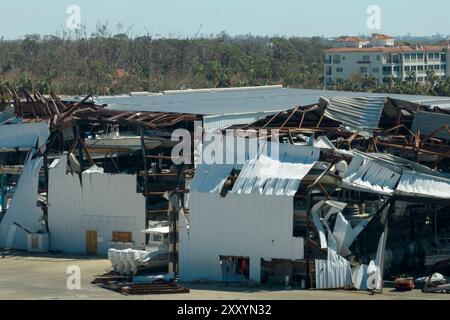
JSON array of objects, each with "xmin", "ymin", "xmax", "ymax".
[
  {"xmin": 179, "ymin": 192, "xmax": 304, "ymax": 282},
  {"xmin": 47, "ymin": 156, "xmax": 146, "ymax": 255}
]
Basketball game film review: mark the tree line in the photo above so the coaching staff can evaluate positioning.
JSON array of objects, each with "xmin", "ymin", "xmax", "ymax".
[
  {"xmin": 0, "ymin": 30, "xmax": 326, "ymax": 97},
  {"xmin": 1, "ymin": 27, "xmax": 450, "ymax": 98}
]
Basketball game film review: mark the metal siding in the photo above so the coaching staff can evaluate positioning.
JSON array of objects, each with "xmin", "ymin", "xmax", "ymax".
[
  {"xmin": 179, "ymin": 192, "xmax": 303, "ymax": 282},
  {"xmin": 411, "ymin": 111, "xmax": 450, "ymax": 141},
  {"xmin": 0, "ymin": 152, "xmax": 45, "ymax": 249},
  {"xmin": 48, "ymin": 156, "xmax": 146, "ymax": 255},
  {"xmin": 396, "ymin": 170, "xmax": 450, "ymax": 199},
  {"xmin": 232, "ymin": 144, "xmax": 320, "ymax": 196},
  {"xmin": 0, "ymin": 121, "xmax": 50, "ymax": 149},
  {"xmin": 342, "ymin": 154, "xmax": 401, "ymax": 195},
  {"xmin": 315, "ymin": 249, "xmax": 352, "ymax": 289},
  {"xmin": 323, "ymin": 97, "xmax": 386, "ymax": 136}
]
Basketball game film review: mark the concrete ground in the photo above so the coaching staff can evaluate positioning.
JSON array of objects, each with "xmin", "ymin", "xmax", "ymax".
[{"xmin": 1, "ymin": 252, "xmax": 449, "ymax": 300}]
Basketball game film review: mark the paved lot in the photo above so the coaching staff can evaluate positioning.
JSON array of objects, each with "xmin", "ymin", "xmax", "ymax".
[{"xmin": 1, "ymin": 252, "xmax": 449, "ymax": 300}]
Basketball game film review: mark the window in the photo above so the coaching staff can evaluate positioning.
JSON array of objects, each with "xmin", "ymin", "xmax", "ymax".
[
  {"xmin": 418, "ymin": 65, "xmax": 424, "ymax": 71},
  {"xmin": 411, "ymin": 66, "xmax": 417, "ymax": 71},
  {"xmin": 333, "ymin": 55, "xmax": 341, "ymax": 64},
  {"xmin": 435, "ymin": 65, "xmax": 440, "ymax": 70},
  {"xmin": 392, "ymin": 55, "xmax": 400, "ymax": 64},
  {"xmin": 336, "ymin": 67, "xmax": 343, "ymax": 73},
  {"xmin": 393, "ymin": 66, "xmax": 401, "ymax": 72},
  {"xmin": 372, "ymin": 67, "xmax": 379, "ymax": 73},
  {"xmin": 411, "ymin": 53, "xmax": 417, "ymax": 60},
  {"xmin": 363, "ymin": 55, "xmax": 370, "ymax": 62},
  {"xmin": 418, "ymin": 53, "xmax": 424, "ymax": 60},
  {"xmin": 405, "ymin": 66, "xmax": 410, "ymax": 72},
  {"xmin": 326, "ymin": 66, "xmax": 332, "ymax": 75},
  {"xmin": 434, "ymin": 53, "xmax": 441, "ymax": 59},
  {"xmin": 360, "ymin": 67, "xmax": 368, "ymax": 73},
  {"xmin": 112, "ymin": 231, "xmax": 133, "ymax": 242},
  {"xmin": 428, "ymin": 53, "xmax": 434, "ymax": 59},
  {"xmin": 376, "ymin": 55, "xmax": 381, "ymax": 61},
  {"xmin": 324, "ymin": 55, "xmax": 332, "ymax": 64}
]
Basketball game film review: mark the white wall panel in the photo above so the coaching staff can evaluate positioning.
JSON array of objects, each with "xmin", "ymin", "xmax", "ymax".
[
  {"xmin": 179, "ymin": 192, "xmax": 303, "ymax": 282},
  {"xmin": 47, "ymin": 155, "xmax": 145, "ymax": 255}
]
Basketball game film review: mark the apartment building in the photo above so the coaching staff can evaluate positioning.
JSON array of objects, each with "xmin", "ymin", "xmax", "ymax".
[{"xmin": 324, "ymin": 35, "xmax": 449, "ymax": 87}]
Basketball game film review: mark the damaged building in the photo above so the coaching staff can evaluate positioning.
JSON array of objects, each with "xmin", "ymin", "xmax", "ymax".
[{"xmin": 1, "ymin": 85, "xmax": 450, "ymax": 293}]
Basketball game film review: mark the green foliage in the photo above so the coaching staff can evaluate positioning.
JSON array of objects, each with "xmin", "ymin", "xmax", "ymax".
[
  {"xmin": 329, "ymin": 73, "xmax": 450, "ymax": 97},
  {"xmin": 2, "ymin": 27, "xmax": 450, "ymax": 98},
  {"xmin": 0, "ymin": 28, "xmax": 328, "ymax": 95}
]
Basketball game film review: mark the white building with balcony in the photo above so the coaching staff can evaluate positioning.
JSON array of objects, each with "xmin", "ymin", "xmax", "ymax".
[
  {"xmin": 370, "ymin": 34, "xmax": 395, "ymax": 47},
  {"xmin": 324, "ymin": 45, "xmax": 448, "ymax": 87}
]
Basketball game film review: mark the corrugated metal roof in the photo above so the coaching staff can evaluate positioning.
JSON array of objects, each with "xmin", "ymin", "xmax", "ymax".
[
  {"xmin": 396, "ymin": 170, "xmax": 450, "ymax": 199},
  {"xmin": 411, "ymin": 111, "xmax": 450, "ymax": 141},
  {"xmin": 0, "ymin": 121, "xmax": 50, "ymax": 149},
  {"xmin": 231, "ymin": 144, "xmax": 320, "ymax": 196},
  {"xmin": 322, "ymin": 97, "xmax": 386, "ymax": 137},
  {"xmin": 95, "ymin": 87, "xmax": 450, "ymax": 116},
  {"xmin": 342, "ymin": 152, "xmax": 450, "ymax": 199},
  {"xmin": 190, "ymin": 164, "xmax": 234, "ymax": 194},
  {"xmin": 203, "ymin": 111, "xmax": 276, "ymax": 130},
  {"xmin": 342, "ymin": 154, "xmax": 401, "ymax": 196}
]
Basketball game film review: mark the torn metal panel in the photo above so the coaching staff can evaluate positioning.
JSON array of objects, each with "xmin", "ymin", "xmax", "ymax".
[
  {"xmin": 0, "ymin": 105, "xmax": 20, "ymax": 124},
  {"xmin": 322, "ymin": 96, "xmax": 386, "ymax": 137},
  {"xmin": 313, "ymin": 136, "xmax": 336, "ymax": 150},
  {"xmin": 396, "ymin": 170, "xmax": 450, "ymax": 199},
  {"xmin": 0, "ymin": 151, "xmax": 45, "ymax": 250},
  {"xmin": 190, "ymin": 164, "xmax": 234, "ymax": 193},
  {"xmin": 0, "ymin": 121, "xmax": 50, "ymax": 149},
  {"xmin": 311, "ymin": 200, "xmax": 347, "ymax": 250},
  {"xmin": 315, "ymin": 248, "xmax": 352, "ymax": 289},
  {"xmin": 312, "ymin": 210, "xmax": 327, "ymax": 249},
  {"xmin": 231, "ymin": 144, "xmax": 320, "ymax": 196},
  {"xmin": 411, "ymin": 111, "xmax": 450, "ymax": 141},
  {"xmin": 333, "ymin": 212, "xmax": 371, "ymax": 257},
  {"xmin": 352, "ymin": 264, "xmax": 369, "ymax": 291},
  {"xmin": 343, "ymin": 152, "xmax": 450, "ymax": 199},
  {"xmin": 342, "ymin": 154, "xmax": 401, "ymax": 195}
]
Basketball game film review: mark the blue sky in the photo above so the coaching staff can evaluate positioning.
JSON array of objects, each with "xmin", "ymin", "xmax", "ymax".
[{"xmin": 1, "ymin": 0, "xmax": 449, "ymax": 39}]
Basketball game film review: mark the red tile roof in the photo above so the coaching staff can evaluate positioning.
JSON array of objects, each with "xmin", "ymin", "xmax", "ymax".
[
  {"xmin": 335, "ymin": 36, "xmax": 369, "ymax": 43},
  {"xmin": 371, "ymin": 33, "xmax": 394, "ymax": 40}
]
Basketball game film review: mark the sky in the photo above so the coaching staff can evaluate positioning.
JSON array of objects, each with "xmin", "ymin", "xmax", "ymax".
[{"xmin": 1, "ymin": 0, "xmax": 450, "ymax": 39}]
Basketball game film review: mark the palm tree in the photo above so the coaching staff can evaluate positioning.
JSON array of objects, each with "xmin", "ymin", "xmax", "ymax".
[{"xmin": 405, "ymin": 71, "xmax": 416, "ymax": 83}]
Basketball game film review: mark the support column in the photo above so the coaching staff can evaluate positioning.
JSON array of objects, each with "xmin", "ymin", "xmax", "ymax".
[{"xmin": 250, "ymin": 256, "xmax": 261, "ymax": 283}]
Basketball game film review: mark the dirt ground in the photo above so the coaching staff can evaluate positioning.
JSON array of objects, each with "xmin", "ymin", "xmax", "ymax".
[{"xmin": 0, "ymin": 252, "xmax": 449, "ymax": 300}]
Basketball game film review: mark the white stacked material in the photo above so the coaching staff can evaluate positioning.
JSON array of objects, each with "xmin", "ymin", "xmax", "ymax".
[{"xmin": 108, "ymin": 248, "xmax": 168, "ymax": 275}]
